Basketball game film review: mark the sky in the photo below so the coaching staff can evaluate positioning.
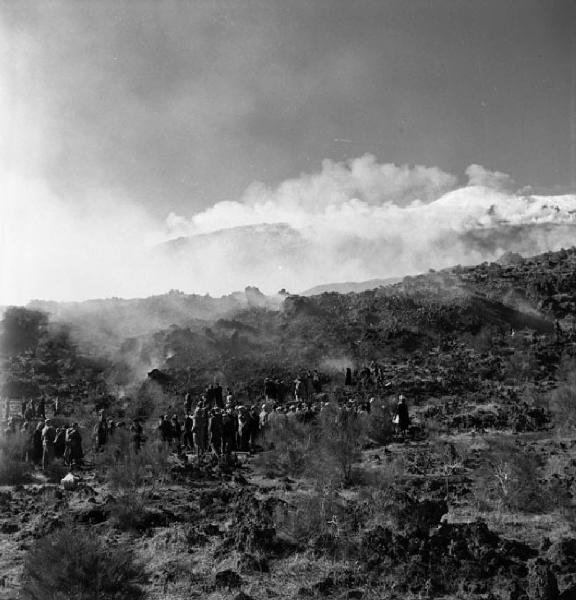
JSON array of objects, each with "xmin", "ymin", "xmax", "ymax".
[{"xmin": 1, "ymin": 0, "xmax": 576, "ymax": 304}]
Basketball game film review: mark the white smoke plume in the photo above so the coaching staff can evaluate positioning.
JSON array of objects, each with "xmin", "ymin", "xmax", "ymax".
[{"xmin": 2, "ymin": 154, "xmax": 576, "ymax": 305}]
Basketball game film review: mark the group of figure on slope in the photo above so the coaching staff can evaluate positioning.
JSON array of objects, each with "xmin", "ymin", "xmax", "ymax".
[{"xmin": 3, "ymin": 417, "xmax": 83, "ymax": 471}]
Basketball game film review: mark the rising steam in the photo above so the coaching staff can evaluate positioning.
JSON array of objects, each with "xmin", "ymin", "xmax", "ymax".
[{"xmin": 2, "ymin": 155, "xmax": 576, "ymax": 305}]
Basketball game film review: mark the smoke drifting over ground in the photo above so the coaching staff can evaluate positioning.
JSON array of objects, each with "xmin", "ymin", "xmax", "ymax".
[{"xmin": 3, "ymin": 155, "xmax": 576, "ymax": 305}]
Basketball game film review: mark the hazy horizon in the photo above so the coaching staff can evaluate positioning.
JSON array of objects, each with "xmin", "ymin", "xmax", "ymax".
[{"xmin": 2, "ymin": 1, "xmax": 575, "ymax": 305}]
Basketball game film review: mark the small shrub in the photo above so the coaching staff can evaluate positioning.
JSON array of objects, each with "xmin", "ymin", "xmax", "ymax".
[
  {"xmin": 20, "ymin": 526, "xmax": 146, "ymax": 600},
  {"xmin": 109, "ymin": 491, "xmax": 156, "ymax": 533}
]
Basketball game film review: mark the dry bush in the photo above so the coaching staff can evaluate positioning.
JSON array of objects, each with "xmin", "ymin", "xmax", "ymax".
[
  {"xmin": 316, "ymin": 405, "xmax": 367, "ymax": 485},
  {"xmin": 259, "ymin": 407, "xmax": 367, "ymax": 486},
  {"xmin": 472, "ymin": 439, "xmax": 553, "ymax": 513},
  {"xmin": 0, "ymin": 432, "xmax": 33, "ymax": 485},
  {"xmin": 258, "ymin": 414, "xmax": 314, "ymax": 477},
  {"xmin": 97, "ymin": 429, "xmax": 170, "ymax": 491},
  {"xmin": 109, "ymin": 490, "xmax": 156, "ymax": 533},
  {"xmin": 20, "ymin": 526, "xmax": 146, "ymax": 600},
  {"xmin": 275, "ymin": 487, "xmax": 357, "ymax": 558}
]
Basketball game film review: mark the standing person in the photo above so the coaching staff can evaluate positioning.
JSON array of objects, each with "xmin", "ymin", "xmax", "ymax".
[
  {"xmin": 170, "ymin": 415, "xmax": 182, "ymax": 452},
  {"xmin": 66, "ymin": 423, "xmax": 83, "ymax": 467},
  {"xmin": 157, "ymin": 415, "xmax": 172, "ymax": 445},
  {"xmin": 305, "ymin": 371, "xmax": 315, "ymax": 401},
  {"xmin": 183, "ymin": 412, "xmax": 194, "ymax": 452},
  {"xmin": 53, "ymin": 397, "xmax": 60, "ymax": 416},
  {"xmin": 225, "ymin": 388, "xmax": 234, "ymax": 406},
  {"xmin": 54, "ymin": 426, "xmax": 67, "ymax": 459},
  {"xmin": 37, "ymin": 397, "xmax": 46, "ymax": 420},
  {"xmin": 192, "ymin": 405, "xmax": 207, "ymax": 456},
  {"xmin": 41, "ymin": 418, "xmax": 56, "ymax": 471},
  {"xmin": 184, "ymin": 392, "xmax": 193, "ymax": 415},
  {"xmin": 259, "ymin": 404, "xmax": 269, "ymax": 434},
  {"xmin": 208, "ymin": 408, "xmax": 223, "ymax": 455},
  {"xmin": 205, "ymin": 385, "xmax": 215, "ymax": 409},
  {"xmin": 94, "ymin": 412, "xmax": 108, "ymax": 450},
  {"xmin": 294, "ymin": 377, "xmax": 304, "ymax": 402},
  {"xmin": 264, "ymin": 378, "xmax": 277, "ymax": 402},
  {"xmin": 249, "ymin": 405, "xmax": 260, "ymax": 451},
  {"xmin": 129, "ymin": 418, "xmax": 144, "ymax": 453},
  {"xmin": 214, "ymin": 382, "xmax": 223, "ymax": 408},
  {"xmin": 222, "ymin": 408, "xmax": 237, "ymax": 454},
  {"xmin": 345, "ymin": 368, "xmax": 353, "ymax": 386},
  {"xmin": 395, "ymin": 395, "xmax": 410, "ymax": 437},
  {"xmin": 32, "ymin": 421, "xmax": 44, "ymax": 465},
  {"xmin": 312, "ymin": 370, "xmax": 322, "ymax": 393},
  {"xmin": 237, "ymin": 407, "xmax": 251, "ymax": 452}
]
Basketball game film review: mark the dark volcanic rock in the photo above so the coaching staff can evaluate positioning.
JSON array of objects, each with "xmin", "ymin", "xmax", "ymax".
[
  {"xmin": 527, "ymin": 558, "xmax": 560, "ymax": 600},
  {"xmin": 547, "ymin": 539, "xmax": 576, "ymax": 593},
  {"xmin": 214, "ymin": 569, "xmax": 243, "ymax": 589}
]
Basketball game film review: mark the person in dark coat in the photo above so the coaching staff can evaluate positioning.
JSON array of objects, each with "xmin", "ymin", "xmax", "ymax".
[
  {"xmin": 54, "ymin": 426, "xmax": 67, "ymax": 459},
  {"xmin": 157, "ymin": 415, "xmax": 173, "ymax": 445},
  {"xmin": 395, "ymin": 395, "xmax": 410, "ymax": 436},
  {"xmin": 31, "ymin": 421, "xmax": 44, "ymax": 465},
  {"xmin": 94, "ymin": 413, "xmax": 108, "ymax": 449},
  {"xmin": 214, "ymin": 383, "xmax": 223, "ymax": 408},
  {"xmin": 183, "ymin": 412, "xmax": 194, "ymax": 451},
  {"xmin": 170, "ymin": 415, "xmax": 182, "ymax": 452},
  {"xmin": 37, "ymin": 398, "xmax": 46, "ymax": 420},
  {"xmin": 222, "ymin": 408, "xmax": 237, "ymax": 454},
  {"xmin": 205, "ymin": 385, "xmax": 215, "ymax": 408},
  {"xmin": 345, "ymin": 368, "xmax": 353, "ymax": 386},
  {"xmin": 130, "ymin": 418, "xmax": 145, "ymax": 453},
  {"xmin": 65, "ymin": 423, "xmax": 83, "ymax": 466},
  {"xmin": 249, "ymin": 406, "xmax": 260, "ymax": 451},
  {"xmin": 264, "ymin": 378, "xmax": 277, "ymax": 401},
  {"xmin": 184, "ymin": 392, "xmax": 193, "ymax": 414}
]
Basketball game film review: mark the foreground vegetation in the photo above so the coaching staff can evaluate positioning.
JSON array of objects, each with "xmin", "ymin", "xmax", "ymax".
[{"xmin": 2, "ymin": 248, "xmax": 576, "ymax": 599}]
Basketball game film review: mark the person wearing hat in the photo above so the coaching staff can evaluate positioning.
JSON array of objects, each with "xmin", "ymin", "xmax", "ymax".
[
  {"xmin": 41, "ymin": 418, "xmax": 56, "ymax": 471},
  {"xmin": 65, "ymin": 422, "xmax": 83, "ymax": 467}
]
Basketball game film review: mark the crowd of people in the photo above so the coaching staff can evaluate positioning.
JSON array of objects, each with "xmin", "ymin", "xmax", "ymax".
[
  {"xmin": 1, "ymin": 367, "xmax": 412, "ymax": 473},
  {"xmin": 3, "ymin": 416, "xmax": 84, "ymax": 471}
]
